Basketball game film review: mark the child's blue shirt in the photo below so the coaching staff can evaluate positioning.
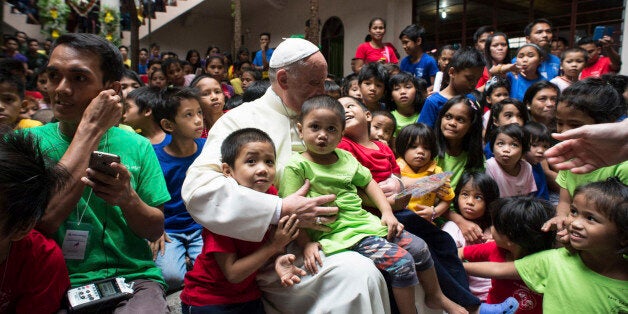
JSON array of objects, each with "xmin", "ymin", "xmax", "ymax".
[
  {"xmin": 400, "ymin": 54, "xmax": 439, "ymax": 86},
  {"xmin": 155, "ymin": 137, "xmax": 206, "ymax": 233},
  {"xmin": 507, "ymin": 72, "xmax": 543, "ymax": 101},
  {"xmin": 531, "ymin": 162, "xmax": 550, "ymax": 200},
  {"xmin": 417, "ymin": 92, "xmax": 477, "ymax": 128}
]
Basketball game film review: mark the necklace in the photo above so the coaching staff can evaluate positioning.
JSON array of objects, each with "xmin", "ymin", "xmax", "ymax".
[
  {"xmin": 279, "ymin": 98, "xmax": 306, "ymax": 152},
  {"xmin": 57, "ymin": 123, "xmax": 110, "ymax": 225}
]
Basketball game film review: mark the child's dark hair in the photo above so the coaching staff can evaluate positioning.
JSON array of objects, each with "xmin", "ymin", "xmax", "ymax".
[
  {"xmin": 561, "ymin": 47, "xmax": 588, "ymax": 63},
  {"xmin": 523, "ymin": 121, "xmax": 551, "ymax": 144},
  {"xmin": 382, "ymin": 63, "xmax": 401, "ymax": 77},
  {"xmin": 242, "ymin": 69, "xmax": 262, "ymax": 82},
  {"xmin": 225, "ymin": 95, "xmax": 243, "ymax": 110},
  {"xmin": 342, "ymin": 96, "xmax": 369, "ymax": 112},
  {"xmin": 189, "ymin": 74, "xmax": 219, "ymax": 89},
  {"xmin": 0, "ymin": 131, "xmax": 69, "ymax": 237},
  {"xmin": 438, "ymin": 45, "xmax": 456, "ymax": 58},
  {"xmin": 153, "ymin": 86, "xmax": 200, "ymax": 132},
  {"xmin": 448, "ymin": 47, "xmax": 486, "ymax": 72},
  {"xmin": 386, "ymin": 72, "xmax": 424, "ymax": 113},
  {"xmin": 0, "ymin": 70, "xmax": 24, "ymax": 99},
  {"xmin": 516, "ymin": 43, "xmax": 546, "ymax": 63},
  {"xmin": 358, "ymin": 62, "xmax": 389, "ymax": 86},
  {"xmin": 399, "ymin": 24, "xmax": 425, "ymax": 42},
  {"xmin": 480, "ymin": 76, "xmax": 510, "ymax": 111},
  {"xmin": 395, "ymin": 123, "xmax": 435, "ymax": 159},
  {"xmin": 121, "ymin": 68, "xmax": 145, "ymax": 87},
  {"xmin": 490, "ymin": 196, "xmax": 556, "ymax": 256},
  {"xmin": 127, "ymin": 86, "xmax": 162, "ymax": 113},
  {"xmin": 149, "ymin": 68, "xmax": 166, "ymax": 81},
  {"xmin": 453, "ymin": 171, "xmax": 499, "ymax": 230},
  {"xmin": 324, "ymin": 80, "xmax": 341, "ymax": 94},
  {"xmin": 488, "ymin": 123, "xmax": 530, "ymax": 154},
  {"xmin": 341, "ymin": 74, "xmax": 359, "ymax": 97},
  {"xmin": 485, "ymin": 97, "xmax": 529, "ymax": 142},
  {"xmin": 523, "ymin": 80, "xmax": 559, "ymax": 108},
  {"xmin": 299, "ymin": 95, "xmax": 345, "ymax": 130},
  {"xmin": 148, "ymin": 59, "xmax": 162, "ymax": 69},
  {"xmin": 577, "ymin": 36, "xmax": 601, "ymax": 48},
  {"xmin": 221, "ymin": 128, "xmax": 275, "ymax": 168},
  {"xmin": 242, "ymin": 80, "xmax": 270, "ymax": 102},
  {"xmin": 434, "ymin": 96, "xmax": 484, "ymax": 170},
  {"xmin": 553, "ymin": 36, "xmax": 568, "ymax": 47},
  {"xmin": 162, "ymin": 58, "xmax": 182, "ymax": 74},
  {"xmin": 371, "ymin": 111, "xmax": 396, "ymax": 136},
  {"xmin": 601, "ymin": 74, "xmax": 628, "ymax": 100},
  {"xmin": 560, "ymin": 78, "xmax": 626, "ymax": 123},
  {"xmin": 204, "ymin": 54, "xmax": 225, "ymax": 68},
  {"xmin": 573, "ymin": 177, "xmax": 628, "ymax": 254}
]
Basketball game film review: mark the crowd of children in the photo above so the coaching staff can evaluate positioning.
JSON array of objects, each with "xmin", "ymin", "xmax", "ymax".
[{"xmin": 0, "ymin": 16, "xmax": 626, "ymax": 314}]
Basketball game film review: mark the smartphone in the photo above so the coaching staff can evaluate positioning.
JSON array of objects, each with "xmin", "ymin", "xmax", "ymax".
[
  {"xmin": 89, "ymin": 151, "xmax": 121, "ymax": 177},
  {"xmin": 592, "ymin": 26, "xmax": 614, "ymax": 41}
]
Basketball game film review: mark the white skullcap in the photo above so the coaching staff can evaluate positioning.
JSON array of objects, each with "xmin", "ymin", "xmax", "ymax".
[{"xmin": 269, "ymin": 38, "xmax": 319, "ymax": 68}]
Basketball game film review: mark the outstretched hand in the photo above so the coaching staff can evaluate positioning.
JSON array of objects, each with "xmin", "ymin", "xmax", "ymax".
[
  {"xmin": 275, "ymin": 254, "xmax": 306, "ymax": 287},
  {"xmin": 545, "ymin": 122, "xmax": 628, "ymax": 174},
  {"xmin": 281, "ymin": 180, "xmax": 338, "ymax": 231}
]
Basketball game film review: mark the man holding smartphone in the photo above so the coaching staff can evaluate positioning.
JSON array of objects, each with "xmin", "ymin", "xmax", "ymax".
[
  {"xmin": 578, "ymin": 34, "xmax": 622, "ymax": 79},
  {"xmin": 24, "ymin": 33, "xmax": 171, "ymax": 312}
]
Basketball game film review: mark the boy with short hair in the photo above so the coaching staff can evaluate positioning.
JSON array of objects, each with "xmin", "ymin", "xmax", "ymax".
[
  {"xmin": 0, "ymin": 132, "xmax": 70, "ymax": 313},
  {"xmin": 358, "ymin": 62, "xmax": 389, "ymax": 113},
  {"xmin": 0, "ymin": 71, "xmax": 43, "ymax": 129},
  {"xmin": 122, "ymin": 86, "xmax": 169, "ymax": 147},
  {"xmin": 399, "ymin": 24, "xmax": 439, "ymax": 86},
  {"xmin": 150, "ymin": 86, "xmax": 206, "ymax": 291},
  {"xmin": 181, "ymin": 128, "xmax": 299, "ymax": 312},
  {"xmin": 418, "ymin": 47, "xmax": 485, "ymax": 128}
]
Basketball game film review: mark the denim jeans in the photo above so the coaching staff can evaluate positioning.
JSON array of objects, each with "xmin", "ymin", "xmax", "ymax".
[
  {"xmin": 395, "ymin": 209, "xmax": 481, "ymax": 307},
  {"xmin": 155, "ymin": 228, "xmax": 203, "ymax": 291}
]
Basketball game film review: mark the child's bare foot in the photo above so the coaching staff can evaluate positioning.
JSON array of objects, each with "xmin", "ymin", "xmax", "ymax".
[{"xmin": 425, "ymin": 293, "xmax": 468, "ymax": 314}]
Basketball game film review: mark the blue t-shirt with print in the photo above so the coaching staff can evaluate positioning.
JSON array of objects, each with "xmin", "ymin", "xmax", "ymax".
[{"xmin": 400, "ymin": 54, "xmax": 439, "ymax": 85}]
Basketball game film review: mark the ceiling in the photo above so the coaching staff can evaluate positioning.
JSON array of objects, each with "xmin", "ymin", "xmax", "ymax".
[{"xmin": 413, "ymin": 0, "xmax": 625, "ymax": 48}]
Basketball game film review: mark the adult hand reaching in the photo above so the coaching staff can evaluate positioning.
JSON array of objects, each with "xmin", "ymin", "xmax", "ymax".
[
  {"xmin": 281, "ymin": 180, "xmax": 338, "ymax": 231},
  {"xmin": 545, "ymin": 120, "xmax": 628, "ymax": 174}
]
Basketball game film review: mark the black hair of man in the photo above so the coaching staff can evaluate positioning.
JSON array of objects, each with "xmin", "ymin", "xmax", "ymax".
[
  {"xmin": 52, "ymin": 33, "xmax": 124, "ymax": 84},
  {"xmin": 524, "ymin": 18, "xmax": 553, "ymax": 37}
]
